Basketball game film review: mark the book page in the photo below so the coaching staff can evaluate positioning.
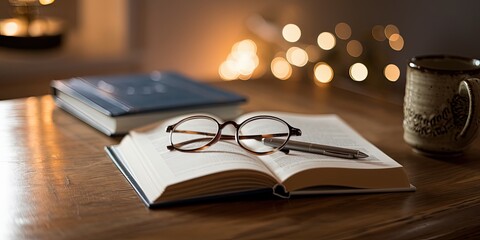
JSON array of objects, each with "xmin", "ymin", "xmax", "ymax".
[
  {"xmin": 237, "ymin": 112, "xmax": 403, "ymax": 183},
  {"xmin": 112, "ymin": 136, "xmax": 165, "ymax": 202},
  {"xmin": 129, "ymin": 115, "xmax": 279, "ymax": 187}
]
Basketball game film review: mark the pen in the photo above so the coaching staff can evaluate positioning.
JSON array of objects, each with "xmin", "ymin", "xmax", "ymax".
[{"xmin": 262, "ymin": 138, "xmax": 369, "ymax": 159}]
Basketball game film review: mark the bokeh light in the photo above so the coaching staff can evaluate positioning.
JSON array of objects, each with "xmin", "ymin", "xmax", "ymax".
[
  {"xmin": 221, "ymin": 22, "xmax": 404, "ymax": 85},
  {"xmin": 346, "ymin": 40, "xmax": 363, "ymax": 57},
  {"xmin": 372, "ymin": 25, "xmax": 386, "ymax": 41},
  {"xmin": 317, "ymin": 32, "xmax": 336, "ymax": 50},
  {"xmin": 349, "ymin": 63, "xmax": 368, "ymax": 81},
  {"xmin": 39, "ymin": 0, "xmax": 55, "ymax": 5},
  {"xmin": 314, "ymin": 62, "xmax": 334, "ymax": 84},
  {"xmin": 233, "ymin": 39, "xmax": 257, "ymax": 53},
  {"xmin": 384, "ymin": 64, "xmax": 400, "ymax": 82},
  {"xmin": 389, "ymin": 33, "xmax": 404, "ymax": 51},
  {"xmin": 286, "ymin": 47, "xmax": 309, "ymax": 67},
  {"xmin": 2, "ymin": 20, "xmax": 19, "ymax": 36},
  {"xmin": 317, "ymin": 32, "xmax": 337, "ymax": 50},
  {"xmin": 271, "ymin": 57, "xmax": 292, "ymax": 80},
  {"xmin": 282, "ymin": 24, "xmax": 301, "ymax": 43},
  {"xmin": 384, "ymin": 24, "xmax": 399, "ymax": 39},
  {"xmin": 335, "ymin": 22, "xmax": 352, "ymax": 40},
  {"xmin": 218, "ymin": 39, "xmax": 259, "ymax": 81},
  {"xmin": 219, "ymin": 61, "xmax": 239, "ymax": 80}
]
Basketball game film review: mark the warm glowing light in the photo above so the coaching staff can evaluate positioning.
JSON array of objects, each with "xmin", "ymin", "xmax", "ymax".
[
  {"xmin": 282, "ymin": 24, "xmax": 301, "ymax": 43},
  {"xmin": 39, "ymin": 0, "xmax": 55, "ymax": 5},
  {"xmin": 238, "ymin": 73, "xmax": 252, "ymax": 81},
  {"xmin": 317, "ymin": 32, "xmax": 336, "ymax": 50},
  {"xmin": 233, "ymin": 53, "xmax": 258, "ymax": 75},
  {"xmin": 372, "ymin": 25, "xmax": 386, "ymax": 41},
  {"xmin": 28, "ymin": 20, "xmax": 47, "ymax": 37},
  {"xmin": 349, "ymin": 63, "xmax": 368, "ymax": 81},
  {"xmin": 335, "ymin": 22, "xmax": 351, "ymax": 40},
  {"xmin": 219, "ymin": 61, "xmax": 239, "ymax": 80},
  {"xmin": 389, "ymin": 33, "xmax": 404, "ymax": 51},
  {"xmin": 233, "ymin": 39, "xmax": 257, "ymax": 53},
  {"xmin": 384, "ymin": 24, "xmax": 399, "ymax": 39},
  {"xmin": 314, "ymin": 62, "xmax": 334, "ymax": 84},
  {"xmin": 286, "ymin": 47, "xmax": 308, "ymax": 67},
  {"xmin": 2, "ymin": 21, "xmax": 19, "ymax": 36},
  {"xmin": 271, "ymin": 57, "xmax": 292, "ymax": 80},
  {"xmin": 384, "ymin": 64, "xmax": 400, "ymax": 82},
  {"xmin": 219, "ymin": 39, "xmax": 259, "ymax": 80},
  {"xmin": 346, "ymin": 40, "xmax": 363, "ymax": 57}
]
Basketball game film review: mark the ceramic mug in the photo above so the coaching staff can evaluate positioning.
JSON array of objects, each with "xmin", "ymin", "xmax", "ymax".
[{"xmin": 403, "ymin": 55, "xmax": 480, "ymax": 157}]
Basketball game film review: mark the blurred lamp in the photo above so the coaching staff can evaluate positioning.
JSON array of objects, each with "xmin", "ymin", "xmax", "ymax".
[{"xmin": 0, "ymin": 0, "xmax": 64, "ymax": 49}]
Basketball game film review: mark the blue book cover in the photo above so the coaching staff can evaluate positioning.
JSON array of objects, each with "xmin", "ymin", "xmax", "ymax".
[{"xmin": 52, "ymin": 71, "xmax": 247, "ymax": 117}]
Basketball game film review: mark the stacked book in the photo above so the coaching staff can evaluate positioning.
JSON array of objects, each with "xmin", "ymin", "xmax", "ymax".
[{"xmin": 51, "ymin": 71, "xmax": 246, "ymax": 136}]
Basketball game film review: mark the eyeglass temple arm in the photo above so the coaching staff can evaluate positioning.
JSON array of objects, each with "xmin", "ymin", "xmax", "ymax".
[{"xmin": 166, "ymin": 137, "xmax": 215, "ymax": 150}]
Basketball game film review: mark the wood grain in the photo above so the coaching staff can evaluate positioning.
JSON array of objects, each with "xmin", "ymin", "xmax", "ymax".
[{"xmin": 1, "ymin": 79, "xmax": 479, "ymax": 239}]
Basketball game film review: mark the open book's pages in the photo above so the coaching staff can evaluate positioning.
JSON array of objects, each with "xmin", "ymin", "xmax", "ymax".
[{"xmin": 106, "ymin": 112, "xmax": 414, "ymax": 207}]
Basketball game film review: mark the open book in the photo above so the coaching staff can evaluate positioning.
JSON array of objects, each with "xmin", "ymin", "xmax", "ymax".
[{"xmin": 106, "ymin": 112, "xmax": 414, "ymax": 207}]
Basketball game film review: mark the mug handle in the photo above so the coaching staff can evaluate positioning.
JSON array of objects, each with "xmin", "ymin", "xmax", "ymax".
[{"xmin": 457, "ymin": 78, "xmax": 480, "ymax": 142}]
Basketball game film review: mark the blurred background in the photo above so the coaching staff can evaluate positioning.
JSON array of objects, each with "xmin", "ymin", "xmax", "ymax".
[{"xmin": 1, "ymin": 0, "xmax": 479, "ymax": 102}]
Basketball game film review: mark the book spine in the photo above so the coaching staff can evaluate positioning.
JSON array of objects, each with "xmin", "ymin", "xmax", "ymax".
[{"xmin": 51, "ymin": 80, "xmax": 125, "ymax": 116}]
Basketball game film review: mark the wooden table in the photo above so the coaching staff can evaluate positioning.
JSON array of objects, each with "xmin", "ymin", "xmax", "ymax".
[{"xmin": 1, "ymin": 79, "xmax": 480, "ymax": 239}]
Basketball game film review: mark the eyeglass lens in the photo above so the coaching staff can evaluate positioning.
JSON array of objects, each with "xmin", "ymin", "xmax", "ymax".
[
  {"xmin": 238, "ymin": 118, "xmax": 290, "ymax": 153},
  {"xmin": 171, "ymin": 117, "xmax": 219, "ymax": 150}
]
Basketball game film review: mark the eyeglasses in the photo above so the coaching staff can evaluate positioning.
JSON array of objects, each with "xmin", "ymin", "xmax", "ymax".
[{"xmin": 165, "ymin": 115, "xmax": 302, "ymax": 155}]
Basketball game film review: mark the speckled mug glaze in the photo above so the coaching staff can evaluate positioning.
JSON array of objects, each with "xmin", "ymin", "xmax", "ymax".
[{"xmin": 404, "ymin": 55, "xmax": 480, "ymax": 157}]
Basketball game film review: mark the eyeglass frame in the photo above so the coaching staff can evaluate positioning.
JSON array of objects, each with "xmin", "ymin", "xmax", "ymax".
[{"xmin": 165, "ymin": 115, "xmax": 302, "ymax": 155}]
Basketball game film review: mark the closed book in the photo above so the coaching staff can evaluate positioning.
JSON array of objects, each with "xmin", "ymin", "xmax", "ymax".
[{"xmin": 51, "ymin": 71, "xmax": 246, "ymax": 136}]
